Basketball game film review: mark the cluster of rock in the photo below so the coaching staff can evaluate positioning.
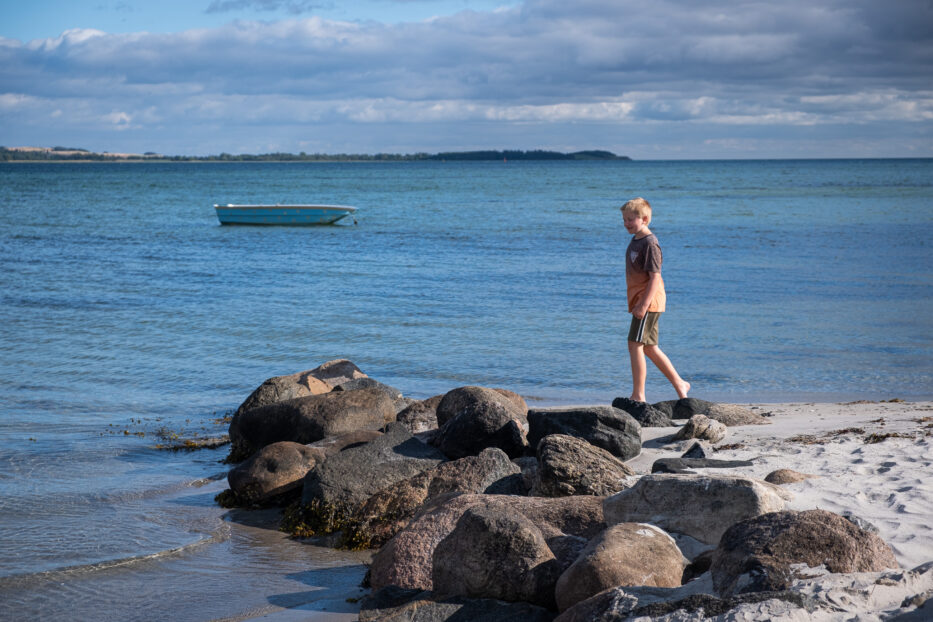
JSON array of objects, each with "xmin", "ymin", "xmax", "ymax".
[{"xmin": 219, "ymin": 360, "xmax": 931, "ymax": 621}]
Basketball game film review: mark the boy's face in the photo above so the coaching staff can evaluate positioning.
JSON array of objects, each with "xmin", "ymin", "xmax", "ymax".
[{"xmin": 622, "ymin": 211, "xmax": 650, "ymax": 235}]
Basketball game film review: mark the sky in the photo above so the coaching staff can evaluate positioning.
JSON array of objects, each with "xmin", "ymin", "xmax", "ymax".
[{"xmin": 1, "ymin": 0, "xmax": 932, "ymax": 158}]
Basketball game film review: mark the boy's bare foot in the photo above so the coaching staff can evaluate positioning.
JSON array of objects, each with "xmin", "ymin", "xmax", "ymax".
[
  {"xmin": 676, "ymin": 381, "xmax": 691, "ymax": 400},
  {"xmin": 630, "ymin": 393, "xmax": 646, "ymax": 403}
]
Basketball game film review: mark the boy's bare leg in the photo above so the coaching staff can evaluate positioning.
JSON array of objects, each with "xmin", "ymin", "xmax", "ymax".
[
  {"xmin": 644, "ymin": 344, "xmax": 691, "ymax": 399},
  {"xmin": 628, "ymin": 341, "xmax": 648, "ymax": 402}
]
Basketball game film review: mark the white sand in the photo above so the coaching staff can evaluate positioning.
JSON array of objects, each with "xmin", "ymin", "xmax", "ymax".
[{"xmin": 635, "ymin": 400, "xmax": 933, "ymax": 570}]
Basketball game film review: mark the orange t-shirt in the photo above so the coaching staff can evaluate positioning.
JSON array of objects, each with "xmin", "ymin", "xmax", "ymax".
[{"xmin": 625, "ymin": 234, "xmax": 666, "ymax": 313}]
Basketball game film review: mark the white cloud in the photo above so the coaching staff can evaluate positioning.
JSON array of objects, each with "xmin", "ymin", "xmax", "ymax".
[{"xmin": 1, "ymin": 0, "xmax": 931, "ymax": 156}]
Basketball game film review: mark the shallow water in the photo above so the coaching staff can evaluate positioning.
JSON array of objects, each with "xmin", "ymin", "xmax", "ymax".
[{"xmin": 1, "ymin": 159, "xmax": 931, "ymax": 619}]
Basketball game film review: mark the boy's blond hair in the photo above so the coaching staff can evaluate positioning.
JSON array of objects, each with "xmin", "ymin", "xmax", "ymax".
[{"xmin": 621, "ymin": 197, "xmax": 652, "ymax": 224}]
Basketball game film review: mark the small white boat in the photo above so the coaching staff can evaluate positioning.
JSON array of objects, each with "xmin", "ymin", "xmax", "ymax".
[{"xmin": 214, "ymin": 204, "xmax": 357, "ymax": 225}]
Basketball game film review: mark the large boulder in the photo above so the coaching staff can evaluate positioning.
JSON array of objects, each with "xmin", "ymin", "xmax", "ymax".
[
  {"xmin": 611, "ymin": 397, "xmax": 674, "ymax": 427},
  {"xmin": 672, "ymin": 414, "xmax": 727, "ymax": 443},
  {"xmin": 532, "ymin": 434, "xmax": 636, "ymax": 497},
  {"xmin": 431, "ymin": 386, "xmax": 529, "ymax": 459},
  {"xmin": 359, "ymin": 586, "xmax": 556, "ymax": 622},
  {"xmin": 711, "ymin": 509, "xmax": 899, "ymax": 597},
  {"xmin": 396, "ymin": 395, "xmax": 444, "ymax": 434},
  {"xmin": 308, "ymin": 358, "xmax": 369, "ymax": 388},
  {"xmin": 554, "ymin": 523, "xmax": 687, "ymax": 612},
  {"xmin": 527, "ymin": 407, "xmax": 642, "ymax": 461},
  {"xmin": 603, "ymin": 474, "xmax": 791, "ymax": 545},
  {"xmin": 432, "ymin": 506, "xmax": 562, "ymax": 608},
  {"xmin": 228, "ymin": 387, "xmax": 396, "ymax": 462},
  {"xmin": 301, "ymin": 422, "xmax": 447, "ymax": 517},
  {"xmin": 233, "ymin": 369, "xmax": 331, "ymax": 418},
  {"xmin": 369, "ymin": 493, "xmax": 605, "ymax": 592},
  {"xmin": 347, "ymin": 448, "xmax": 521, "ymax": 548},
  {"xmin": 227, "ymin": 441, "xmax": 323, "ymax": 505}
]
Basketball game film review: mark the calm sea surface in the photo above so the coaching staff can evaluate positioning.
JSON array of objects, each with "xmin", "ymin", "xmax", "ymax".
[{"xmin": 1, "ymin": 159, "xmax": 931, "ymax": 619}]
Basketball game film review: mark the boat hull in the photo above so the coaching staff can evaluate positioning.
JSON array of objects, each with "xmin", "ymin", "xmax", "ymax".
[{"xmin": 214, "ymin": 204, "xmax": 356, "ymax": 225}]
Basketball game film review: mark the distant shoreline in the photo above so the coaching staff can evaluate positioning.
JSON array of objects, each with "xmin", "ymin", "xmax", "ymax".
[{"xmin": 0, "ymin": 147, "xmax": 629, "ymax": 163}]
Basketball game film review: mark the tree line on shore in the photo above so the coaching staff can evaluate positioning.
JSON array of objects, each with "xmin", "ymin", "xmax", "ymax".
[{"xmin": 1, "ymin": 146, "xmax": 629, "ymax": 162}]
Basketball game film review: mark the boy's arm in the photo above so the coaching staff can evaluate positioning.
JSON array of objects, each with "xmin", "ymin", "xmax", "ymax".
[{"xmin": 632, "ymin": 271, "xmax": 662, "ymax": 319}]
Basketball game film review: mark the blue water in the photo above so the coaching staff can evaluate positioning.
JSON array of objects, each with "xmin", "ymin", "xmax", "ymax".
[{"xmin": 1, "ymin": 159, "xmax": 932, "ymax": 619}]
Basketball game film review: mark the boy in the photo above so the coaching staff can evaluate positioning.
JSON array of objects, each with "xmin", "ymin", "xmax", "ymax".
[{"xmin": 621, "ymin": 197, "xmax": 690, "ymax": 402}]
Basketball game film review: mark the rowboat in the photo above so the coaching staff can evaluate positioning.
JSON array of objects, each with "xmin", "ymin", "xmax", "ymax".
[{"xmin": 214, "ymin": 204, "xmax": 357, "ymax": 225}]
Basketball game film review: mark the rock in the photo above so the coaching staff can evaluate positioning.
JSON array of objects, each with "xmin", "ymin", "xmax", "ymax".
[
  {"xmin": 555, "ymin": 523, "xmax": 687, "ymax": 611},
  {"xmin": 309, "ymin": 358, "xmax": 368, "ymax": 388},
  {"xmin": 764, "ymin": 468, "xmax": 817, "ymax": 484},
  {"xmin": 711, "ymin": 509, "xmax": 899, "ymax": 597},
  {"xmin": 611, "ymin": 397, "xmax": 674, "ymax": 427},
  {"xmin": 359, "ymin": 586, "xmax": 556, "ymax": 622},
  {"xmin": 527, "ymin": 406, "xmax": 641, "ymax": 461},
  {"xmin": 554, "ymin": 586, "xmax": 818, "ymax": 622},
  {"xmin": 435, "ymin": 386, "xmax": 527, "ymax": 427},
  {"xmin": 431, "ymin": 386, "xmax": 529, "ymax": 459},
  {"xmin": 603, "ymin": 474, "xmax": 791, "ymax": 545},
  {"xmin": 681, "ymin": 440, "xmax": 714, "ymax": 458},
  {"xmin": 227, "ymin": 387, "xmax": 396, "ymax": 461},
  {"xmin": 348, "ymin": 448, "xmax": 520, "ymax": 548},
  {"xmin": 301, "ymin": 422, "xmax": 447, "ymax": 515},
  {"xmin": 396, "ymin": 395, "xmax": 444, "ymax": 434},
  {"xmin": 706, "ymin": 403, "xmax": 772, "ymax": 426},
  {"xmin": 532, "ymin": 434, "xmax": 636, "ymax": 497},
  {"xmin": 369, "ymin": 493, "xmax": 605, "ymax": 592},
  {"xmin": 673, "ymin": 397, "xmax": 715, "ymax": 419},
  {"xmin": 672, "ymin": 414, "xmax": 727, "ymax": 443},
  {"xmin": 651, "ymin": 457, "xmax": 754, "ymax": 474},
  {"xmin": 227, "ymin": 441, "xmax": 323, "ymax": 505},
  {"xmin": 432, "ymin": 506, "xmax": 562, "ymax": 608},
  {"xmin": 653, "ymin": 400, "xmax": 677, "ymax": 418},
  {"xmin": 513, "ymin": 456, "xmax": 538, "ymax": 494},
  {"xmin": 307, "ymin": 429, "xmax": 384, "ymax": 453},
  {"xmin": 233, "ymin": 369, "xmax": 332, "ymax": 418},
  {"xmin": 333, "ymin": 377, "xmax": 407, "ymax": 411}
]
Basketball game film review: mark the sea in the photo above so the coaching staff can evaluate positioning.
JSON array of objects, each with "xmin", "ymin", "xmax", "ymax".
[{"xmin": 1, "ymin": 158, "xmax": 931, "ymax": 620}]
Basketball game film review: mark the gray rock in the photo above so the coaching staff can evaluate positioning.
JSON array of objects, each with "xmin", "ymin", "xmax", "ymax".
[
  {"xmin": 227, "ymin": 387, "xmax": 396, "ymax": 462},
  {"xmin": 653, "ymin": 400, "xmax": 677, "ymax": 418},
  {"xmin": 672, "ymin": 414, "xmax": 727, "ymax": 443},
  {"xmin": 512, "ymin": 456, "xmax": 539, "ymax": 494},
  {"xmin": 711, "ymin": 509, "xmax": 900, "ymax": 597},
  {"xmin": 603, "ymin": 474, "xmax": 791, "ymax": 545},
  {"xmin": 332, "ymin": 378, "xmax": 412, "ymax": 414},
  {"xmin": 301, "ymin": 422, "xmax": 446, "ymax": 513},
  {"xmin": 706, "ymin": 403, "xmax": 772, "ymax": 426},
  {"xmin": 651, "ymin": 457, "xmax": 755, "ymax": 474},
  {"xmin": 396, "ymin": 395, "xmax": 443, "ymax": 434},
  {"xmin": 233, "ymin": 368, "xmax": 332, "ymax": 418},
  {"xmin": 611, "ymin": 397, "xmax": 674, "ymax": 427},
  {"xmin": 673, "ymin": 397, "xmax": 715, "ymax": 419},
  {"xmin": 359, "ymin": 586, "xmax": 556, "ymax": 622},
  {"xmin": 369, "ymin": 493, "xmax": 605, "ymax": 593},
  {"xmin": 527, "ymin": 406, "xmax": 642, "ymax": 461},
  {"xmin": 308, "ymin": 358, "xmax": 369, "ymax": 388},
  {"xmin": 533, "ymin": 434, "xmax": 636, "ymax": 497},
  {"xmin": 555, "ymin": 523, "xmax": 687, "ymax": 612},
  {"xmin": 227, "ymin": 441, "xmax": 323, "ymax": 505},
  {"xmin": 432, "ymin": 506, "xmax": 562, "ymax": 608},
  {"xmin": 431, "ymin": 386, "xmax": 529, "ymax": 459},
  {"xmin": 346, "ymin": 448, "xmax": 521, "ymax": 548},
  {"xmin": 681, "ymin": 440, "xmax": 714, "ymax": 459}
]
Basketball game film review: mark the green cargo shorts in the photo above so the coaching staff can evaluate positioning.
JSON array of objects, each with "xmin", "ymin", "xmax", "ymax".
[{"xmin": 628, "ymin": 312, "xmax": 660, "ymax": 345}]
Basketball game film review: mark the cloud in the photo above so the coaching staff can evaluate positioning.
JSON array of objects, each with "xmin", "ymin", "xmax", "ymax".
[{"xmin": 1, "ymin": 0, "xmax": 931, "ymax": 156}]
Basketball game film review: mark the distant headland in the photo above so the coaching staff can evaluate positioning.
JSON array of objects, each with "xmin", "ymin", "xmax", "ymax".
[{"xmin": 0, "ymin": 146, "xmax": 629, "ymax": 162}]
